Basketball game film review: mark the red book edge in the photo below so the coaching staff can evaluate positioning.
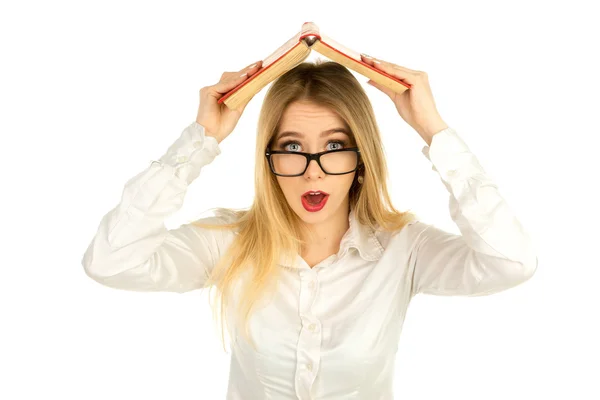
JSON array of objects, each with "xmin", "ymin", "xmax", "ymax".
[
  {"xmin": 217, "ymin": 39, "xmax": 307, "ymax": 105},
  {"xmin": 318, "ymin": 39, "xmax": 412, "ymax": 90},
  {"xmin": 217, "ymin": 27, "xmax": 412, "ymax": 105}
]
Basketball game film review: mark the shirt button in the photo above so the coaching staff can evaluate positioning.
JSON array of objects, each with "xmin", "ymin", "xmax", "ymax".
[
  {"xmin": 308, "ymin": 323, "xmax": 317, "ymax": 332},
  {"xmin": 306, "ymin": 363, "xmax": 313, "ymax": 371},
  {"xmin": 308, "ymin": 281, "xmax": 315, "ymax": 289},
  {"xmin": 176, "ymin": 155, "xmax": 188, "ymax": 163},
  {"xmin": 193, "ymin": 140, "xmax": 203, "ymax": 148}
]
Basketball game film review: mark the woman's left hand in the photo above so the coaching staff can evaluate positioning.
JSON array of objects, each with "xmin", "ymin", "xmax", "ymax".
[{"xmin": 360, "ymin": 54, "xmax": 449, "ymax": 144}]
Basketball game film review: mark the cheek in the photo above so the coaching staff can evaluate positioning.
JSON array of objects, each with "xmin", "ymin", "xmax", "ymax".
[
  {"xmin": 342, "ymin": 175, "xmax": 356, "ymax": 193},
  {"xmin": 275, "ymin": 177, "xmax": 294, "ymax": 200}
]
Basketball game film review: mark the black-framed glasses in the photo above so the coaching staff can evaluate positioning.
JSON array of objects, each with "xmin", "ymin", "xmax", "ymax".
[{"xmin": 265, "ymin": 147, "xmax": 361, "ymax": 177}]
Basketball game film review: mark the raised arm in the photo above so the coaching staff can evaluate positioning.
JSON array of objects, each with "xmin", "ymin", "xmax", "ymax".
[
  {"xmin": 408, "ymin": 127, "xmax": 538, "ymax": 297},
  {"xmin": 81, "ymin": 122, "xmax": 237, "ymax": 293},
  {"xmin": 81, "ymin": 59, "xmax": 265, "ymax": 293}
]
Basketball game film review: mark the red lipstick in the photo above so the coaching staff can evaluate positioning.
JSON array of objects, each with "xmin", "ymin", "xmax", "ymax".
[{"xmin": 301, "ymin": 190, "xmax": 329, "ymax": 212}]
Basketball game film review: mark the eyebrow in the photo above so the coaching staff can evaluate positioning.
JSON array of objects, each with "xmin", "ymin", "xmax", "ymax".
[{"xmin": 276, "ymin": 128, "xmax": 351, "ymax": 141}]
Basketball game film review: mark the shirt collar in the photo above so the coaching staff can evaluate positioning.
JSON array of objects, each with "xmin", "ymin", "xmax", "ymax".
[{"xmin": 278, "ymin": 207, "xmax": 384, "ymax": 268}]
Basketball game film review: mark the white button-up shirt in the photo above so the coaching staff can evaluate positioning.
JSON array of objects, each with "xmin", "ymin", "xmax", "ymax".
[{"xmin": 82, "ymin": 121, "xmax": 538, "ymax": 399}]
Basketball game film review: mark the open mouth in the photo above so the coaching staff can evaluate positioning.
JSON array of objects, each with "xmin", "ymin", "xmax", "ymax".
[{"xmin": 301, "ymin": 191, "xmax": 329, "ymax": 211}]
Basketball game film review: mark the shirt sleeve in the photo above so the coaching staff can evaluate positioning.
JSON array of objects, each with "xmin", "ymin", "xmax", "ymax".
[
  {"xmin": 81, "ymin": 121, "xmax": 237, "ymax": 293},
  {"xmin": 408, "ymin": 127, "xmax": 538, "ymax": 297}
]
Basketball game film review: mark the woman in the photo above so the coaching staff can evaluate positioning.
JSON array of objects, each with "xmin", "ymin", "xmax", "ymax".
[{"xmin": 82, "ymin": 55, "xmax": 538, "ymax": 399}]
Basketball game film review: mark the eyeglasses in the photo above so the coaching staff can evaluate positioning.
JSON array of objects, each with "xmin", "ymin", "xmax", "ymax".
[{"xmin": 265, "ymin": 147, "xmax": 361, "ymax": 177}]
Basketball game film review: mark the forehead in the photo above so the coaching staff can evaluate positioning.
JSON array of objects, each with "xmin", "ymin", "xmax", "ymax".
[{"xmin": 277, "ymin": 101, "xmax": 349, "ymax": 137}]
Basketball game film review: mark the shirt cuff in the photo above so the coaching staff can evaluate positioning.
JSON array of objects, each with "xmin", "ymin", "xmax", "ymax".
[
  {"xmin": 156, "ymin": 121, "xmax": 222, "ymax": 185},
  {"xmin": 421, "ymin": 127, "xmax": 484, "ymax": 181}
]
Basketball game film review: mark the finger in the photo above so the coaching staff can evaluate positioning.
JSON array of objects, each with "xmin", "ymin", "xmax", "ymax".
[
  {"xmin": 211, "ymin": 72, "xmax": 250, "ymax": 95},
  {"xmin": 360, "ymin": 54, "xmax": 418, "ymax": 85},
  {"xmin": 360, "ymin": 53, "xmax": 377, "ymax": 68},
  {"xmin": 361, "ymin": 54, "xmax": 416, "ymax": 73},
  {"xmin": 241, "ymin": 60, "xmax": 263, "ymax": 74},
  {"xmin": 211, "ymin": 60, "xmax": 263, "ymax": 96}
]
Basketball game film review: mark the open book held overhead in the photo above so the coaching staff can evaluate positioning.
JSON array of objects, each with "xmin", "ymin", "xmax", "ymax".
[{"xmin": 217, "ymin": 21, "xmax": 413, "ymax": 110}]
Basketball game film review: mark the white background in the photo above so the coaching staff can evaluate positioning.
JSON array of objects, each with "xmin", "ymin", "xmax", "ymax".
[{"xmin": 1, "ymin": 0, "xmax": 598, "ymax": 399}]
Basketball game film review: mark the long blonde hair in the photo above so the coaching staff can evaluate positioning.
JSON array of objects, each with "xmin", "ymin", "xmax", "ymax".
[{"xmin": 192, "ymin": 60, "xmax": 417, "ymax": 352}]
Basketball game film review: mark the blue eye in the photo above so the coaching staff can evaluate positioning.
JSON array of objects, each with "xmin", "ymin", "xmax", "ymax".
[
  {"xmin": 280, "ymin": 140, "xmax": 347, "ymax": 152},
  {"xmin": 328, "ymin": 141, "xmax": 345, "ymax": 151},
  {"xmin": 281, "ymin": 141, "xmax": 301, "ymax": 152}
]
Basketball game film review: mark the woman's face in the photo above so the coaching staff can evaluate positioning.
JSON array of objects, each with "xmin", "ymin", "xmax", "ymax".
[{"xmin": 270, "ymin": 101, "xmax": 358, "ymax": 226}]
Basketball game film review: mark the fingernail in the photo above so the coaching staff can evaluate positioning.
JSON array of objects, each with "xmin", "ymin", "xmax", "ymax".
[
  {"xmin": 249, "ymin": 63, "xmax": 257, "ymax": 68},
  {"xmin": 240, "ymin": 72, "xmax": 248, "ymax": 78},
  {"xmin": 361, "ymin": 53, "xmax": 373, "ymax": 59}
]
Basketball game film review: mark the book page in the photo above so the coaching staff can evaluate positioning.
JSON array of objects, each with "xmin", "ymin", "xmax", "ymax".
[
  {"xmin": 261, "ymin": 22, "xmax": 320, "ymax": 68},
  {"xmin": 319, "ymin": 33, "xmax": 362, "ymax": 62}
]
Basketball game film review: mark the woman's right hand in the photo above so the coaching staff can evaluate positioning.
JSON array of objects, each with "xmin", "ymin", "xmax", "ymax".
[{"xmin": 196, "ymin": 60, "xmax": 263, "ymax": 144}]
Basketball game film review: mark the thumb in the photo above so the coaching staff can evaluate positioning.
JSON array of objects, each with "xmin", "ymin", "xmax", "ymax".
[{"xmin": 213, "ymin": 74, "xmax": 248, "ymax": 96}]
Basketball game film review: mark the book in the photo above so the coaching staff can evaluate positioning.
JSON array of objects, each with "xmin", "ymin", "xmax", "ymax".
[{"xmin": 217, "ymin": 21, "xmax": 412, "ymax": 110}]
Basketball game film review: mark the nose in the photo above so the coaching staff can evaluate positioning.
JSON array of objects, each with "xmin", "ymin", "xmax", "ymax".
[{"xmin": 304, "ymin": 158, "xmax": 325, "ymax": 178}]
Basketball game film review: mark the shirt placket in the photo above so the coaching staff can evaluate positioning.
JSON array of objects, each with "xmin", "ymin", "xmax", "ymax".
[{"xmin": 294, "ymin": 267, "xmax": 322, "ymax": 400}]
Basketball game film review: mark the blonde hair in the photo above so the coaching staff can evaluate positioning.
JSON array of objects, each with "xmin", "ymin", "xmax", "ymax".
[{"xmin": 192, "ymin": 60, "xmax": 417, "ymax": 352}]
